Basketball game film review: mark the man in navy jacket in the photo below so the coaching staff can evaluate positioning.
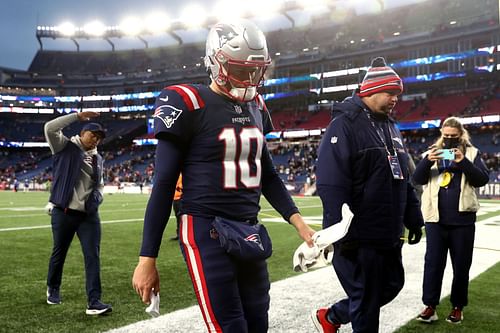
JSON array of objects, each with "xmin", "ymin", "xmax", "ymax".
[
  {"xmin": 312, "ymin": 57, "xmax": 424, "ymax": 333},
  {"xmin": 45, "ymin": 111, "xmax": 111, "ymax": 315}
]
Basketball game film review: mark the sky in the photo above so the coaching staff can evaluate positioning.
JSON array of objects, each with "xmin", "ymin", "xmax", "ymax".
[{"xmin": 0, "ymin": 0, "xmax": 422, "ymax": 71}]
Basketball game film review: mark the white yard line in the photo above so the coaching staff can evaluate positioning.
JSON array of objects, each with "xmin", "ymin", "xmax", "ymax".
[
  {"xmin": 0, "ymin": 206, "xmax": 324, "ymax": 232},
  {"xmin": 0, "ymin": 218, "xmax": 146, "ymax": 232}
]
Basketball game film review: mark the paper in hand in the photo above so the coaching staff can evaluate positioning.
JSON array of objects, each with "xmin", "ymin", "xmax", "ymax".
[{"xmin": 145, "ymin": 290, "xmax": 160, "ymax": 317}]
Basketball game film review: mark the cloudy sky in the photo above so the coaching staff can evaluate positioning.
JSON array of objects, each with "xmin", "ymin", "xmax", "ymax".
[{"xmin": 0, "ymin": 0, "xmax": 423, "ymax": 71}]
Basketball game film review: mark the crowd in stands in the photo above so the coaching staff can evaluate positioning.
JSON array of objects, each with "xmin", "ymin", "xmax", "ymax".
[
  {"xmin": 393, "ymin": 82, "xmax": 500, "ymax": 122},
  {"xmin": 0, "ymin": 113, "xmax": 145, "ymax": 144},
  {"xmin": 1, "ymin": 74, "xmax": 499, "ymax": 193},
  {"xmin": 0, "ymin": 150, "xmax": 52, "ymax": 190},
  {"xmin": 1, "ymin": 0, "xmax": 495, "ymax": 92},
  {"xmin": 102, "ymin": 145, "xmax": 154, "ymax": 186},
  {"xmin": 1, "ymin": 125, "xmax": 499, "ymax": 194},
  {"xmin": 25, "ymin": 44, "xmax": 206, "ymax": 78},
  {"xmin": 270, "ymin": 142, "xmax": 319, "ymax": 193},
  {"xmin": 0, "ymin": 116, "xmax": 47, "ymax": 142},
  {"xmin": 1, "ymin": 83, "xmax": 499, "ymax": 193},
  {"xmin": 267, "ymin": 0, "xmax": 496, "ymax": 63},
  {"xmin": 0, "ymin": 86, "xmax": 56, "ymax": 96},
  {"xmin": 461, "ymin": 82, "xmax": 499, "ymax": 117}
]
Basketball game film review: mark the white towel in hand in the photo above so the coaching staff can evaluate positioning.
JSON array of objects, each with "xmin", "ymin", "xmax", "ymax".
[
  {"xmin": 145, "ymin": 291, "xmax": 160, "ymax": 317},
  {"xmin": 292, "ymin": 204, "xmax": 353, "ymax": 272},
  {"xmin": 313, "ymin": 203, "xmax": 353, "ymax": 248},
  {"xmin": 293, "ymin": 242, "xmax": 333, "ymax": 272},
  {"xmin": 293, "ymin": 242, "xmax": 320, "ymax": 272}
]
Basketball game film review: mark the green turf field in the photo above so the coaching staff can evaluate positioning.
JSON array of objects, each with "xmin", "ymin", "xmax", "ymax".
[
  {"xmin": 0, "ymin": 191, "xmax": 498, "ymax": 333},
  {"xmin": 394, "ymin": 265, "xmax": 500, "ymax": 333}
]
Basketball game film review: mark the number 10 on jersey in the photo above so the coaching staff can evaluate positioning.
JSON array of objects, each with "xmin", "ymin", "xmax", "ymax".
[{"xmin": 219, "ymin": 127, "xmax": 263, "ymax": 189}]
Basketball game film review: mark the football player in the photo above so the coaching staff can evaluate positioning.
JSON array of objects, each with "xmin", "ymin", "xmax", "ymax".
[{"xmin": 132, "ymin": 18, "xmax": 315, "ymax": 332}]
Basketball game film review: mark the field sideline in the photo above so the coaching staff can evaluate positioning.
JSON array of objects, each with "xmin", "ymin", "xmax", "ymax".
[{"xmin": 0, "ymin": 191, "xmax": 499, "ymax": 332}]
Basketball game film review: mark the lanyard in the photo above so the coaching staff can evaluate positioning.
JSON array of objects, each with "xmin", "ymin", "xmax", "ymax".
[
  {"xmin": 440, "ymin": 159, "xmax": 453, "ymax": 170},
  {"xmin": 363, "ymin": 109, "xmax": 396, "ymax": 156}
]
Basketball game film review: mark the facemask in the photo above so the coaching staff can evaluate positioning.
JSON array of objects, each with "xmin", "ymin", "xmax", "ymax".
[
  {"xmin": 228, "ymin": 86, "xmax": 257, "ymax": 102},
  {"xmin": 443, "ymin": 137, "xmax": 460, "ymax": 148}
]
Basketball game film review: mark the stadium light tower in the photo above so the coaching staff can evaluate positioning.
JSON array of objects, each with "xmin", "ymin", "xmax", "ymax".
[
  {"xmin": 119, "ymin": 17, "xmax": 143, "ymax": 36},
  {"xmin": 248, "ymin": 0, "xmax": 282, "ymax": 19},
  {"xmin": 58, "ymin": 22, "xmax": 76, "ymax": 37},
  {"xmin": 35, "ymin": 0, "xmax": 339, "ymax": 50},
  {"xmin": 119, "ymin": 16, "xmax": 148, "ymax": 48},
  {"xmin": 145, "ymin": 13, "xmax": 171, "ymax": 34},
  {"xmin": 213, "ymin": 0, "xmax": 245, "ymax": 22},
  {"xmin": 180, "ymin": 4, "xmax": 208, "ymax": 29},
  {"xmin": 83, "ymin": 21, "xmax": 107, "ymax": 37}
]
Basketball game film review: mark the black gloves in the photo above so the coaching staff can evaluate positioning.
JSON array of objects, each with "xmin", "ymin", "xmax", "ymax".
[{"xmin": 408, "ymin": 227, "xmax": 423, "ymax": 245}]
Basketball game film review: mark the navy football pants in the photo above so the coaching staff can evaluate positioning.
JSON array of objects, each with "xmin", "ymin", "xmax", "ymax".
[
  {"xmin": 179, "ymin": 215, "xmax": 270, "ymax": 333},
  {"xmin": 328, "ymin": 245, "xmax": 404, "ymax": 333},
  {"xmin": 422, "ymin": 223, "xmax": 475, "ymax": 309},
  {"xmin": 47, "ymin": 207, "xmax": 102, "ymax": 302}
]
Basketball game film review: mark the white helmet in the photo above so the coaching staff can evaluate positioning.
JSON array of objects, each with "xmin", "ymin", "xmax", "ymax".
[{"xmin": 205, "ymin": 19, "xmax": 271, "ymax": 102}]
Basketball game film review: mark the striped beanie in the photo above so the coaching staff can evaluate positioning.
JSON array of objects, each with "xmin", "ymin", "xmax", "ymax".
[{"xmin": 358, "ymin": 57, "xmax": 403, "ymax": 97}]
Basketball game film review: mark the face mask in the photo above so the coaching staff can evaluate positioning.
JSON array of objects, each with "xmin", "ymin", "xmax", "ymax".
[
  {"xmin": 228, "ymin": 86, "xmax": 257, "ymax": 102},
  {"xmin": 443, "ymin": 137, "xmax": 460, "ymax": 148}
]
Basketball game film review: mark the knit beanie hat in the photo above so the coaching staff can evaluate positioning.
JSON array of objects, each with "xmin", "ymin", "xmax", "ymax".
[{"xmin": 358, "ymin": 57, "xmax": 403, "ymax": 97}]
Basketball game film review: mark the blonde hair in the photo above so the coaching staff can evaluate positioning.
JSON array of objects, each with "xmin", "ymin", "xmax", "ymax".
[{"xmin": 435, "ymin": 116, "xmax": 472, "ymax": 148}]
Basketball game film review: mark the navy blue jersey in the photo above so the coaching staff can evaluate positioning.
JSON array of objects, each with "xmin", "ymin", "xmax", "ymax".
[
  {"xmin": 139, "ymin": 84, "xmax": 298, "ymax": 256},
  {"xmin": 141, "ymin": 84, "xmax": 297, "ymax": 256},
  {"xmin": 154, "ymin": 84, "xmax": 274, "ymax": 221}
]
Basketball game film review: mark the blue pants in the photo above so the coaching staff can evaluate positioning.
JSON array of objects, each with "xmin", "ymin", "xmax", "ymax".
[
  {"xmin": 422, "ymin": 223, "xmax": 475, "ymax": 309},
  {"xmin": 47, "ymin": 207, "xmax": 102, "ymax": 302},
  {"xmin": 179, "ymin": 215, "xmax": 270, "ymax": 333},
  {"xmin": 328, "ymin": 245, "xmax": 405, "ymax": 333}
]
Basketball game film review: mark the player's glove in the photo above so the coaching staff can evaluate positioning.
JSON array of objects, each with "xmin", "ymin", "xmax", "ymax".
[{"xmin": 408, "ymin": 227, "xmax": 423, "ymax": 245}]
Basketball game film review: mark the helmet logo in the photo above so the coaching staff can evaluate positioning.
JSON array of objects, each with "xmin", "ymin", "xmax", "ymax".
[{"xmin": 214, "ymin": 25, "xmax": 239, "ymax": 48}]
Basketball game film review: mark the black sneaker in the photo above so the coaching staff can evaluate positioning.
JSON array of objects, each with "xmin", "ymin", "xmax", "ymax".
[
  {"xmin": 86, "ymin": 300, "xmax": 112, "ymax": 315},
  {"xmin": 46, "ymin": 287, "xmax": 61, "ymax": 305}
]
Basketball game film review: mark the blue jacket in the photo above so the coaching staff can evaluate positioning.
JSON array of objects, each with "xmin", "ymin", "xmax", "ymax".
[
  {"xmin": 49, "ymin": 141, "xmax": 103, "ymax": 213},
  {"xmin": 316, "ymin": 95, "xmax": 423, "ymax": 248}
]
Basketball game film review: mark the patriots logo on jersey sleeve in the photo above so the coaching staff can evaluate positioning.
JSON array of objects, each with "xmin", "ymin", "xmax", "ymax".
[{"xmin": 154, "ymin": 104, "xmax": 183, "ymax": 129}]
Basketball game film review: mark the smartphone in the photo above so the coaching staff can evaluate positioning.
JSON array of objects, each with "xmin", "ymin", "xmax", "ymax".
[{"xmin": 438, "ymin": 149, "xmax": 455, "ymax": 160}]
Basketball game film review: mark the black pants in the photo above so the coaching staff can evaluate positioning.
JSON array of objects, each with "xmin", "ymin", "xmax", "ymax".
[
  {"xmin": 47, "ymin": 207, "xmax": 102, "ymax": 302},
  {"xmin": 422, "ymin": 223, "xmax": 475, "ymax": 309},
  {"xmin": 329, "ymin": 245, "xmax": 405, "ymax": 333}
]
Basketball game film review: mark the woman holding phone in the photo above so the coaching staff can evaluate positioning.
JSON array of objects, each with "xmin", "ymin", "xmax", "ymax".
[{"xmin": 412, "ymin": 116, "xmax": 489, "ymax": 325}]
